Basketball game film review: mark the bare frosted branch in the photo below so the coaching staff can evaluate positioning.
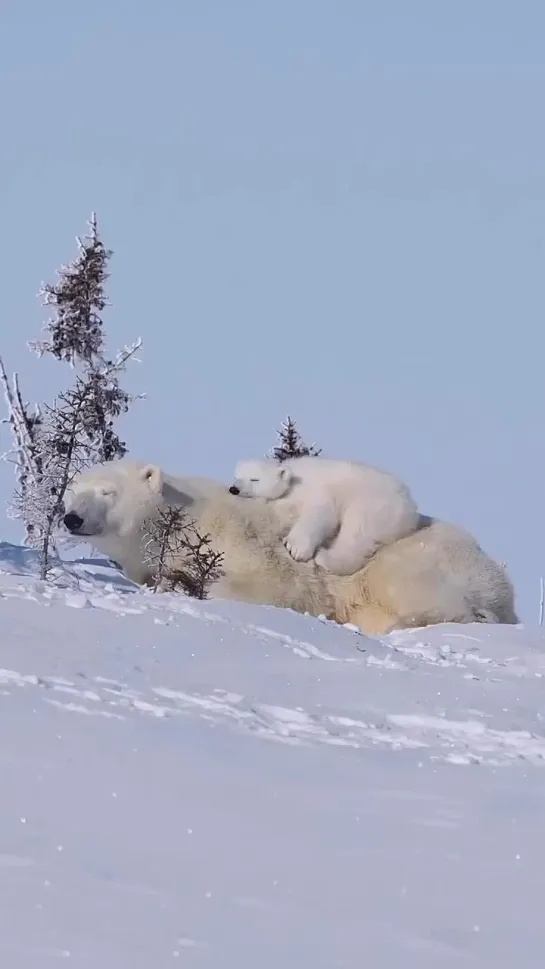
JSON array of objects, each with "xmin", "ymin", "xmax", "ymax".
[{"xmin": 143, "ymin": 507, "xmax": 225, "ymax": 599}]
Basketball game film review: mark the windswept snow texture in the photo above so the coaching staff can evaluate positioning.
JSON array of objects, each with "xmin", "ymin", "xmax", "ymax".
[{"xmin": 0, "ymin": 542, "xmax": 545, "ymax": 967}]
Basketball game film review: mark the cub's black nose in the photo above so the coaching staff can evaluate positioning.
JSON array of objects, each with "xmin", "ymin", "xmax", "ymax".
[
  {"xmin": 64, "ymin": 512, "xmax": 84, "ymax": 532},
  {"xmin": 229, "ymin": 485, "xmax": 240, "ymax": 495}
]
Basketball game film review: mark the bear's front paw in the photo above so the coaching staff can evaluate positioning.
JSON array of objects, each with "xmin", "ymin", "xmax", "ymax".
[{"xmin": 284, "ymin": 531, "xmax": 316, "ymax": 562}]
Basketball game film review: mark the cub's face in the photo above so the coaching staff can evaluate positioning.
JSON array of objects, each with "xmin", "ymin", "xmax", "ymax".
[{"xmin": 229, "ymin": 460, "xmax": 293, "ymax": 500}]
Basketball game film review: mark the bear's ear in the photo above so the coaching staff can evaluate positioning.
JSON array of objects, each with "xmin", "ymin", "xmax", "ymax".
[
  {"xmin": 140, "ymin": 464, "xmax": 163, "ymax": 494},
  {"xmin": 279, "ymin": 466, "xmax": 293, "ymax": 484}
]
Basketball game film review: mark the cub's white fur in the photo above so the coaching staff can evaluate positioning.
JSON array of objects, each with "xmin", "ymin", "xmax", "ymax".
[{"xmin": 229, "ymin": 456, "xmax": 420, "ymax": 575}]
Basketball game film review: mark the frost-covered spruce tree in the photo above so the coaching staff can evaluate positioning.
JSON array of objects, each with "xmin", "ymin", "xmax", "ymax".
[
  {"xmin": 143, "ymin": 507, "xmax": 224, "ymax": 599},
  {"xmin": 268, "ymin": 415, "xmax": 321, "ymax": 462},
  {"xmin": 1, "ymin": 214, "xmax": 141, "ymax": 578}
]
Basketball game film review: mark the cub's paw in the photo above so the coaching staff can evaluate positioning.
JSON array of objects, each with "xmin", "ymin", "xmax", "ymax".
[{"xmin": 284, "ymin": 530, "xmax": 316, "ymax": 562}]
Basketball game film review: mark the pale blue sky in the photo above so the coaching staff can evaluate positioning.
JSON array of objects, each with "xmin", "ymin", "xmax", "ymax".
[{"xmin": 1, "ymin": 1, "xmax": 544, "ymax": 621}]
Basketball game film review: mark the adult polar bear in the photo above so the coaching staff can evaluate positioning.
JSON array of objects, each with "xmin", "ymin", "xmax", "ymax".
[{"xmin": 62, "ymin": 459, "xmax": 518, "ymax": 635}]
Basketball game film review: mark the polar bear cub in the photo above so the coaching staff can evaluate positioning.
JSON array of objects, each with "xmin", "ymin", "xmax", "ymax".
[{"xmin": 229, "ymin": 456, "xmax": 420, "ymax": 576}]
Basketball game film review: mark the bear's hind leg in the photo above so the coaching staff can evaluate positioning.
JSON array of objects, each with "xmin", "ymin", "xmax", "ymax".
[
  {"xmin": 315, "ymin": 516, "xmax": 381, "ymax": 576},
  {"xmin": 340, "ymin": 601, "xmax": 400, "ymax": 636}
]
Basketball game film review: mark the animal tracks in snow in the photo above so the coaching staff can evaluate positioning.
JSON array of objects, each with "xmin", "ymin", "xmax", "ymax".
[{"xmin": 1, "ymin": 665, "xmax": 545, "ymax": 767}]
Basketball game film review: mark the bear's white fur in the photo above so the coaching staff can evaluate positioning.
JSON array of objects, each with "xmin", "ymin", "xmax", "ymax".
[
  {"xmin": 229, "ymin": 456, "xmax": 420, "ymax": 575},
  {"xmin": 62, "ymin": 459, "xmax": 518, "ymax": 635}
]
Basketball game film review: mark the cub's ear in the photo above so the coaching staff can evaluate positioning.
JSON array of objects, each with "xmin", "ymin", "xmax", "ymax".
[{"xmin": 140, "ymin": 464, "xmax": 163, "ymax": 494}]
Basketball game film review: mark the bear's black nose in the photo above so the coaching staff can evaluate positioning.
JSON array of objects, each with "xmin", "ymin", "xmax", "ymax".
[
  {"xmin": 64, "ymin": 512, "xmax": 84, "ymax": 532},
  {"xmin": 229, "ymin": 485, "xmax": 240, "ymax": 495}
]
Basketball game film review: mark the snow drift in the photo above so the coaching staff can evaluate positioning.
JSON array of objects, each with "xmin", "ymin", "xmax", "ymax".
[{"xmin": 0, "ymin": 541, "xmax": 544, "ymax": 967}]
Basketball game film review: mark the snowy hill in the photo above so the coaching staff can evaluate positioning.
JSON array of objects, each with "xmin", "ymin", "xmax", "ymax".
[{"xmin": 1, "ymin": 542, "xmax": 545, "ymax": 967}]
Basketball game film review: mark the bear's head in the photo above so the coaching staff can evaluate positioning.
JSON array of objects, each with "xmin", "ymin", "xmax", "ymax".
[
  {"xmin": 229, "ymin": 459, "xmax": 294, "ymax": 500},
  {"xmin": 63, "ymin": 459, "xmax": 165, "ymax": 540}
]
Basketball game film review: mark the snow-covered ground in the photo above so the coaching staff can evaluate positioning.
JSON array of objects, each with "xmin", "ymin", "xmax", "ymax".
[{"xmin": 1, "ymin": 541, "xmax": 545, "ymax": 967}]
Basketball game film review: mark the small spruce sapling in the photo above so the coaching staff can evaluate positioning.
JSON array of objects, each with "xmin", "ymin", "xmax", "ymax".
[
  {"xmin": 268, "ymin": 415, "xmax": 321, "ymax": 462},
  {"xmin": 1, "ymin": 214, "xmax": 141, "ymax": 578},
  {"xmin": 143, "ymin": 507, "xmax": 224, "ymax": 599},
  {"xmin": 173, "ymin": 524, "xmax": 225, "ymax": 599},
  {"xmin": 143, "ymin": 506, "xmax": 188, "ymax": 593}
]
